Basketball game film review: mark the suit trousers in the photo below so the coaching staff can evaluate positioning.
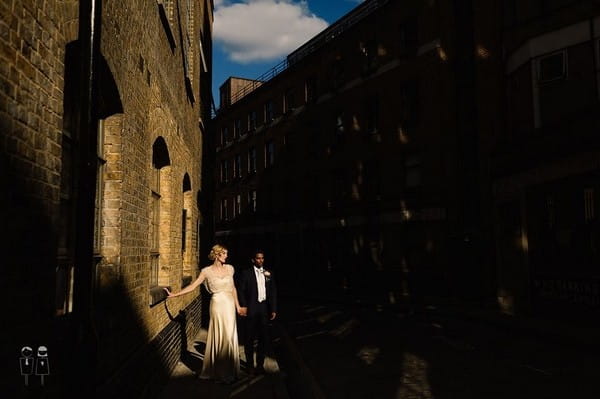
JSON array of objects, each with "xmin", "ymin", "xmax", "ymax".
[{"xmin": 244, "ymin": 301, "xmax": 269, "ymax": 368}]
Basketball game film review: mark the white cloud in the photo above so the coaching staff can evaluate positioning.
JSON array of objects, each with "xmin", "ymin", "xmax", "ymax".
[{"xmin": 214, "ymin": 0, "xmax": 328, "ymax": 64}]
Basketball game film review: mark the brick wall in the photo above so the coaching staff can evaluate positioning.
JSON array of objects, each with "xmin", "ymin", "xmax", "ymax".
[
  {"xmin": 1, "ymin": 2, "xmax": 75, "ymax": 394},
  {"xmin": 1, "ymin": 0, "xmax": 212, "ymax": 395}
]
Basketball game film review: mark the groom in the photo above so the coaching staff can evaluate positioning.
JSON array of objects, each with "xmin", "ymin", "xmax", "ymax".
[{"xmin": 237, "ymin": 250, "xmax": 277, "ymax": 374}]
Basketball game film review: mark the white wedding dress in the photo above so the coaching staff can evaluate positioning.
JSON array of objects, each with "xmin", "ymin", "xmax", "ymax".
[{"xmin": 199, "ymin": 265, "xmax": 240, "ymax": 381}]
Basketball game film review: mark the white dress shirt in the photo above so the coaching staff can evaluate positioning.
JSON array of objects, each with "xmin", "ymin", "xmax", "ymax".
[{"xmin": 254, "ymin": 266, "xmax": 266, "ymax": 302}]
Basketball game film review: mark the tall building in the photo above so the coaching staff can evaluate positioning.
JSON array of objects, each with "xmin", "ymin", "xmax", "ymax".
[
  {"xmin": 212, "ymin": 0, "xmax": 494, "ymax": 304},
  {"xmin": 492, "ymin": 1, "xmax": 600, "ymax": 316},
  {"xmin": 1, "ymin": 0, "xmax": 213, "ymax": 396}
]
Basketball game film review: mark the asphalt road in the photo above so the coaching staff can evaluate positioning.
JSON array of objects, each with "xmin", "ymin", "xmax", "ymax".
[{"xmin": 277, "ymin": 298, "xmax": 600, "ymax": 399}]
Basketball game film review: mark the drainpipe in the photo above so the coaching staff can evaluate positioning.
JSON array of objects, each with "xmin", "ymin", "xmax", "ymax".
[{"xmin": 71, "ymin": 0, "xmax": 102, "ymax": 395}]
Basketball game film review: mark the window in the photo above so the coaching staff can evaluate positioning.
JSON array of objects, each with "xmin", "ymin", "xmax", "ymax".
[
  {"xmin": 233, "ymin": 154, "xmax": 241, "ymax": 179},
  {"xmin": 537, "ymin": 51, "xmax": 566, "ymax": 84},
  {"xmin": 334, "ymin": 113, "xmax": 345, "ymax": 145},
  {"xmin": 183, "ymin": 0, "xmax": 195, "ymax": 87},
  {"xmin": 221, "ymin": 126, "xmax": 229, "ymax": 146},
  {"xmin": 248, "ymin": 190, "xmax": 257, "ymax": 213},
  {"xmin": 150, "ymin": 137, "xmax": 171, "ymax": 293},
  {"xmin": 248, "ymin": 147, "xmax": 257, "ymax": 173},
  {"xmin": 199, "ymin": 32, "xmax": 208, "ymax": 74},
  {"xmin": 182, "ymin": 174, "xmax": 192, "ymax": 281},
  {"xmin": 236, "ymin": 194, "xmax": 242, "ymax": 216},
  {"xmin": 284, "ymin": 88, "xmax": 295, "ymax": 113},
  {"xmin": 181, "ymin": 209, "xmax": 187, "ymax": 251},
  {"xmin": 265, "ymin": 140, "xmax": 275, "ymax": 167},
  {"xmin": 248, "ymin": 110, "xmax": 257, "ymax": 131},
  {"xmin": 220, "ymin": 159, "xmax": 228, "ymax": 183},
  {"xmin": 305, "ymin": 76, "xmax": 318, "ymax": 103},
  {"xmin": 405, "ymin": 155, "xmax": 422, "ymax": 187},
  {"xmin": 235, "ymin": 118, "xmax": 243, "ymax": 137},
  {"xmin": 585, "ymin": 188, "xmax": 595, "ymax": 222},
  {"xmin": 361, "ymin": 39, "xmax": 378, "ymax": 72},
  {"xmin": 150, "ymin": 168, "xmax": 161, "ymax": 287},
  {"xmin": 94, "ymin": 119, "xmax": 106, "ymax": 253},
  {"xmin": 220, "ymin": 198, "xmax": 229, "ymax": 221},
  {"xmin": 264, "ymin": 100, "xmax": 274, "ymax": 122}
]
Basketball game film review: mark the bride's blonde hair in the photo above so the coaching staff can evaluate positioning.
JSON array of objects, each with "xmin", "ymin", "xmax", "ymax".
[{"xmin": 208, "ymin": 244, "xmax": 227, "ymax": 261}]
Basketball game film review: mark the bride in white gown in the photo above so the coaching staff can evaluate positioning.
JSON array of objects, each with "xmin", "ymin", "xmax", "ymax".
[{"xmin": 165, "ymin": 244, "xmax": 243, "ymax": 382}]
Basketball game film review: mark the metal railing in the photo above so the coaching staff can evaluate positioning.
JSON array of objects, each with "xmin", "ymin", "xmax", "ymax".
[
  {"xmin": 287, "ymin": 0, "xmax": 389, "ymax": 65},
  {"xmin": 228, "ymin": 58, "xmax": 289, "ymax": 106}
]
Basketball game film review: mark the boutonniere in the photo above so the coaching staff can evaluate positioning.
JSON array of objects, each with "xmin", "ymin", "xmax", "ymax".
[{"xmin": 263, "ymin": 270, "xmax": 271, "ymax": 280}]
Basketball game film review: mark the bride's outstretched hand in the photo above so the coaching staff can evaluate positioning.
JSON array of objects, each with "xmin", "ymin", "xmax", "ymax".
[{"xmin": 163, "ymin": 287, "xmax": 174, "ymax": 298}]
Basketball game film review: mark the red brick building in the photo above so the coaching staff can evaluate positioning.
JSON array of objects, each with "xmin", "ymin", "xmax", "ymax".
[{"xmin": 212, "ymin": 0, "xmax": 495, "ymax": 304}]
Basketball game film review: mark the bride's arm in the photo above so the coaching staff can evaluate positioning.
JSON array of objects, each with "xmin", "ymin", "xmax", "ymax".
[
  {"xmin": 164, "ymin": 269, "xmax": 207, "ymax": 298},
  {"xmin": 233, "ymin": 286, "xmax": 243, "ymax": 313}
]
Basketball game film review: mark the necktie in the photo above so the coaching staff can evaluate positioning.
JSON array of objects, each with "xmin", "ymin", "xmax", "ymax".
[{"xmin": 255, "ymin": 267, "xmax": 266, "ymax": 302}]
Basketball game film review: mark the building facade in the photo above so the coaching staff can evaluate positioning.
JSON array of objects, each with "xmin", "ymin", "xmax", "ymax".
[
  {"xmin": 1, "ymin": 0, "xmax": 212, "ymax": 396},
  {"xmin": 212, "ymin": 0, "xmax": 494, "ymax": 304},
  {"xmin": 213, "ymin": 0, "xmax": 600, "ymax": 321},
  {"xmin": 492, "ymin": 1, "xmax": 600, "ymax": 316}
]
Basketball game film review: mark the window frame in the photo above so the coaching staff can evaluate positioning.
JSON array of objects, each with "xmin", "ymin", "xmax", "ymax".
[
  {"xmin": 234, "ymin": 153, "xmax": 241, "ymax": 179},
  {"xmin": 264, "ymin": 100, "xmax": 274, "ymax": 122},
  {"xmin": 536, "ymin": 50, "xmax": 568, "ymax": 85},
  {"xmin": 93, "ymin": 119, "xmax": 106, "ymax": 254},
  {"xmin": 248, "ymin": 147, "xmax": 257, "ymax": 174},
  {"xmin": 265, "ymin": 140, "xmax": 275, "ymax": 168},
  {"xmin": 220, "ymin": 159, "xmax": 229, "ymax": 184},
  {"xmin": 248, "ymin": 110, "xmax": 257, "ymax": 131}
]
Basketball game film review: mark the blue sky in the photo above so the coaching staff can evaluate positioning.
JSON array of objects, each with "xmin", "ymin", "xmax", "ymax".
[{"xmin": 212, "ymin": 0, "xmax": 365, "ymax": 107}]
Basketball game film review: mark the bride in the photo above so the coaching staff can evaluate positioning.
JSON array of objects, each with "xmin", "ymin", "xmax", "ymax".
[{"xmin": 164, "ymin": 244, "xmax": 243, "ymax": 382}]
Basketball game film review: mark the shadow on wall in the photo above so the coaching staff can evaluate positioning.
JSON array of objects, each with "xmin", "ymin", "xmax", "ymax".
[
  {"xmin": 97, "ymin": 270, "xmax": 206, "ymax": 398},
  {"xmin": 1, "ymin": 121, "xmax": 61, "ymax": 397}
]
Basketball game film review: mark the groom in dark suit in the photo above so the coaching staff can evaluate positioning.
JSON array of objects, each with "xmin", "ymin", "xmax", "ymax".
[{"xmin": 237, "ymin": 250, "xmax": 277, "ymax": 374}]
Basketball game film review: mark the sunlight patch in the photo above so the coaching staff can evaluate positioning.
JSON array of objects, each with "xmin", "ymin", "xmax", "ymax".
[
  {"xmin": 356, "ymin": 345, "xmax": 380, "ymax": 365},
  {"xmin": 396, "ymin": 353, "xmax": 433, "ymax": 398}
]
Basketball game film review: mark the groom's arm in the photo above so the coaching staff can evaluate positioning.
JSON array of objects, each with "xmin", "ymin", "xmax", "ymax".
[{"xmin": 268, "ymin": 276, "xmax": 277, "ymax": 316}]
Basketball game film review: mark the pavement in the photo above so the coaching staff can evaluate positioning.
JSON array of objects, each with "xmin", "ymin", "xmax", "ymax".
[
  {"xmin": 282, "ymin": 289, "xmax": 600, "ymax": 352},
  {"xmin": 278, "ymin": 296, "xmax": 600, "ymax": 399},
  {"xmin": 158, "ymin": 292, "xmax": 600, "ymax": 399},
  {"xmin": 158, "ymin": 327, "xmax": 291, "ymax": 399}
]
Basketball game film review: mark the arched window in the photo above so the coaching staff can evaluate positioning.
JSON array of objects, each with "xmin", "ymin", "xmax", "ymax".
[
  {"xmin": 182, "ymin": 173, "xmax": 193, "ymax": 287},
  {"xmin": 151, "ymin": 137, "xmax": 170, "ymax": 289}
]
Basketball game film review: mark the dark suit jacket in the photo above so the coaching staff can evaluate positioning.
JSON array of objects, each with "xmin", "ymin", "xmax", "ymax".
[{"xmin": 238, "ymin": 266, "xmax": 277, "ymax": 316}]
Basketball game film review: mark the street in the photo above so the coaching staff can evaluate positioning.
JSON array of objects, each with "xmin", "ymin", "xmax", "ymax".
[{"xmin": 277, "ymin": 298, "xmax": 600, "ymax": 399}]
